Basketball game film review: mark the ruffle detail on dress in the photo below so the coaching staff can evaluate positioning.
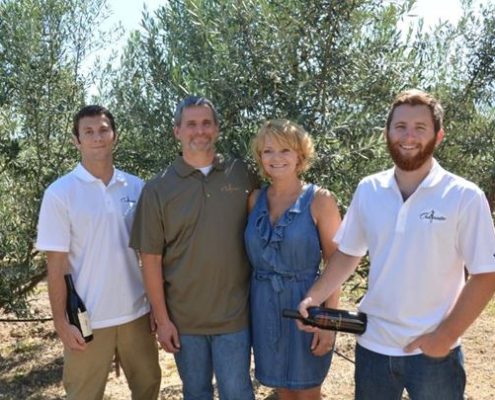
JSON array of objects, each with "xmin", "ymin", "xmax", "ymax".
[{"xmin": 254, "ymin": 185, "xmax": 314, "ymax": 271}]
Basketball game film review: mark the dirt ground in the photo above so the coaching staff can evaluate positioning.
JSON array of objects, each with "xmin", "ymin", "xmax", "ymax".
[{"xmin": 0, "ymin": 283, "xmax": 494, "ymax": 400}]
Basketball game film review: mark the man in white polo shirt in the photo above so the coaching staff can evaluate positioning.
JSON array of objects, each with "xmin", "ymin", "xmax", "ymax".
[
  {"xmin": 298, "ymin": 89, "xmax": 495, "ymax": 400},
  {"xmin": 36, "ymin": 105, "xmax": 161, "ymax": 400}
]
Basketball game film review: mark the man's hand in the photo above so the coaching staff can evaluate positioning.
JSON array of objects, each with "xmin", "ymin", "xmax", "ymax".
[
  {"xmin": 156, "ymin": 319, "xmax": 181, "ymax": 353},
  {"xmin": 55, "ymin": 319, "xmax": 87, "ymax": 351},
  {"xmin": 404, "ymin": 330, "xmax": 454, "ymax": 358},
  {"xmin": 310, "ymin": 330, "xmax": 336, "ymax": 356},
  {"xmin": 296, "ymin": 296, "xmax": 320, "ymax": 333}
]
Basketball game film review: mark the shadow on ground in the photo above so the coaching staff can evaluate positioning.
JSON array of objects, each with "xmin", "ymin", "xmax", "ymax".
[{"xmin": 0, "ymin": 356, "xmax": 63, "ymax": 399}]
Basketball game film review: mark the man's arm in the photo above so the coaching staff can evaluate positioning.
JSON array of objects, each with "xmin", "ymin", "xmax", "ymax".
[
  {"xmin": 314, "ymin": 189, "xmax": 343, "ymax": 309},
  {"xmin": 308, "ymin": 188, "xmax": 342, "ymax": 355},
  {"xmin": 140, "ymin": 252, "xmax": 180, "ymax": 353},
  {"xmin": 405, "ymin": 272, "xmax": 495, "ymax": 356},
  {"xmin": 46, "ymin": 251, "xmax": 86, "ymax": 351}
]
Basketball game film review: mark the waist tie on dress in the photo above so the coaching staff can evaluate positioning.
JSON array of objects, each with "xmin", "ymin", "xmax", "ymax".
[{"xmin": 254, "ymin": 269, "xmax": 316, "ymax": 344}]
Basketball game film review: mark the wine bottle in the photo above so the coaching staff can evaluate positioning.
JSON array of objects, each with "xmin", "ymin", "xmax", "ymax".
[
  {"xmin": 283, "ymin": 306, "xmax": 367, "ymax": 334},
  {"xmin": 64, "ymin": 274, "xmax": 93, "ymax": 342}
]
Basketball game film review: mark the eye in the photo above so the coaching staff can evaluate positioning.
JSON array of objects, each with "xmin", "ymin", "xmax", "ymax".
[
  {"xmin": 262, "ymin": 149, "xmax": 273, "ymax": 154},
  {"xmin": 281, "ymin": 148, "xmax": 291, "ymax": 153}
]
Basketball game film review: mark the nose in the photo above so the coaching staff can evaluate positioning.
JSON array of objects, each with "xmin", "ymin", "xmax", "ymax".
[
  {"xmin": 92, "ymin": 131, "xmax": 110, "ymax": 143},
  {"xmin": 94, "ymin": 132, "xmax": 105, "ymax": 141},
  {"xmin": 403, "ymin": 127, "xmax": 417, "ymax": 140},
  {"xmin": 194, "ymin": 125, "xmax": 205, "ymax": 136}
]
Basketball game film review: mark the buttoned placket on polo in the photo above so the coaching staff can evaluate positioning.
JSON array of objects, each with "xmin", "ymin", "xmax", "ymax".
[
  {"xmin": 99, "ymin": 170, "xmax": 125, "ymax": 214},
  {"xmin": 391, "ymin": 163, "xmax": 440, "ymax": 234},
  {"xmin": 201, "ymin": 172, "xmax": 212, "ymax": 199},
  {"xmin": 174, "ymin": 154, "xmax": 226, "ymax": 201},
  {"xmin": 197, "ymin": 156, "xmax": 225, "ymax": 200},
  {"xmin": 393, "ymin": 182, "xmax": 410, "ymax": 233}
]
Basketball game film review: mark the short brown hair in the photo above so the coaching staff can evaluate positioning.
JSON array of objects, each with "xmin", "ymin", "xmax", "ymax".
[
  {"xmin": 73, "ymin": 105, "xmax": 116, "ymax": 139},
  {"xmin": 386, "ymin": 89, "xmax": 444, "ymax": 134},
  {"xmin": 251, "ymin": 119, "xmax": 314, "ymax": 178}
]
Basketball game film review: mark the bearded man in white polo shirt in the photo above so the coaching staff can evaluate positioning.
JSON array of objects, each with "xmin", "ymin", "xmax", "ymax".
[
  {"xmin": 298, "ymin": 89, "xmax": 495, "ymax": 400},
  {"xmin": 36, "ymin": 105, "xmax": 161, "ymax": 400}
]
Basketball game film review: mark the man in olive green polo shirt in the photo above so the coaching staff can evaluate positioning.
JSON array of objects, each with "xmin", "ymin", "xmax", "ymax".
[{"xmin": 130, "ymin": 96, "xmax": 257, "ymax": 400}]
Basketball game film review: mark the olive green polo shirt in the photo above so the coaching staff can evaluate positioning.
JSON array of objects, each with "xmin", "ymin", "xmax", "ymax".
[{"xmin": 130, "ymin": 155, "xmax": 258, "ymax": 334}]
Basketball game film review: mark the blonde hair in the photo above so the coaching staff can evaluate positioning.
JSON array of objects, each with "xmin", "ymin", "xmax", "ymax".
[{"xmin": 251, "ymin": 119, "xmax": 315, "ymax": 178}]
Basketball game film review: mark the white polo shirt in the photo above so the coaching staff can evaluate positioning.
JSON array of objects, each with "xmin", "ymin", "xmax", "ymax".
[
  {"xmin": 36, "ymin": 163, "xmax": 149, "ymax": 329},
  {"xmin": 335, "ymin": 160, "xmax": 495, "ymax": 356}
]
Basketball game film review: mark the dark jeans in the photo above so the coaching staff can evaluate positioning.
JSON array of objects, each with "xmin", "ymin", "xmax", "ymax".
[{"xmin": 354, "ymin": 343, "xmax": 466, "ymax": 400}]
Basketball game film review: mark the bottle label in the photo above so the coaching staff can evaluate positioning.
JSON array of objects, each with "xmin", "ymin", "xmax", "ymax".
[{"xmin": 78, "ymin": 311, "xmax": 93, "ymax": 337}]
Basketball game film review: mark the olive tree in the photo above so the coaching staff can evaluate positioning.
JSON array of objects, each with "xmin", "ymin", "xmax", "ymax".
[{"xmin": 0, "ymin": 0, "xmax": 111, "ymax": 314}]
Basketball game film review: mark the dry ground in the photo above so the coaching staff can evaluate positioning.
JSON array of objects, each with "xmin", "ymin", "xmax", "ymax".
[{"xmin": 0, "ymin": 283, "xmax": 493, "ymax": 399}]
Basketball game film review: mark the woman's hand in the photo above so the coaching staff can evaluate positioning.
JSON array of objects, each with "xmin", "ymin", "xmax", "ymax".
[{"xmin": 311, "ymin": 329, "xmax": 336, "ymax": 356}]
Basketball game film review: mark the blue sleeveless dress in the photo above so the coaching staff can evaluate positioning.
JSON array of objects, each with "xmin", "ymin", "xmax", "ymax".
[{"xmin": 244, "ymin": 184, "xmax": 333, "ymax": 389}]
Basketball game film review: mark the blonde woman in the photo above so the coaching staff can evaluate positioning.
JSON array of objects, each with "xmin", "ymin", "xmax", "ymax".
[{"xmin": 244, "ymin": 119, "xmax": 341, "ymax": 399}]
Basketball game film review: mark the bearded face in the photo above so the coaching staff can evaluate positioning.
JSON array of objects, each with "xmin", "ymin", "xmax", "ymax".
[
  {"xmin": 386, "ymin": 104, "xmax": 441, "ymax": 172},
  {"xmin": 386, "ymin": 132, "xmax": 437, "ymax": 171}
]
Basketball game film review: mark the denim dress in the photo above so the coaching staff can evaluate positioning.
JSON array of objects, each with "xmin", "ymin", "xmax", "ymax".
[{"xmin": 244, "ymin": 184, "xmax": 333, "ymax": 389}]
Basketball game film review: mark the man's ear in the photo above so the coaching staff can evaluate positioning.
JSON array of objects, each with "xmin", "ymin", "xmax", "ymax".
[
  {"xmin": 436, "ymin": 129, "xmax": 445, "ymax": 146},
  {"xmin": 173, "ymin": 126, "xmax": 180, "ymax": 139},
  {"xmin": 72, "ymin": 135, "xmax": 81, "ymax": 148}
]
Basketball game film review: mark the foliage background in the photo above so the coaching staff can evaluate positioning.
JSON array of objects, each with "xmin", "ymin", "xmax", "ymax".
[{"xmin": 1, "ymin": 0, "xmax": 494, "ymax": 314}]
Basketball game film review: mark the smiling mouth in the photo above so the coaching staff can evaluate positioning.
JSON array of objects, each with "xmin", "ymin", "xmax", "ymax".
[
  {"xmin": 192, "ymin": 137, "xmax": 211, "ymax": 143},
  {"xmin": 399, "ymin": 145, "xmax": 419, "ymax": 151}
]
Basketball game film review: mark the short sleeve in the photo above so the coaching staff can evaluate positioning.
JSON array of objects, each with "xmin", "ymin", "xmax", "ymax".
[
  {"xmin": 334, "ymin": 183, "xmax": 368, "ymax": 257},
  {"xmin": 129, "ymin": 182, "xmax": 165, "ymax": 254},
  {"xmin": 36, "ymin": 189, "xmax": 70, "ymax": 252},
  {"xmin": 458, "ymin": 189, "xmax": 495, "ymax": 274}
]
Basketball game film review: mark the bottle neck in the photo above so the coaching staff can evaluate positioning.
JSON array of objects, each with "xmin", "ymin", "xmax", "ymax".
[{"xmin": 64, "ymin": 274, "xmax": 75, "ymax": 291}]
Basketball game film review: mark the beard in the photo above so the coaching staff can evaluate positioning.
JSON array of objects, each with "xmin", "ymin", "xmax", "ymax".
[
  {"xmin": 188, "ymin": 135, "xmax": 216, "ymax": 152},
  {"xmin": 386, "ymin": 134, "xmax": 437, "ymax": 171}
]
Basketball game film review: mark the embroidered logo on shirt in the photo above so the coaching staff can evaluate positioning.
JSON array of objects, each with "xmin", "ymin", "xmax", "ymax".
[
  {"xmin": 220, "ymin": 183, "xmax": 241, "ymax": 193},
  {"xmin": 121, "ymin": 196, "xmax": 138, "ymax": 217},
  {"xmin": 121, "ymin": 196, "xmax": 138, "ymax": 204},
  {"xmin": 419, "ymin": 209, "xmax": 446, "ymax": 223}
]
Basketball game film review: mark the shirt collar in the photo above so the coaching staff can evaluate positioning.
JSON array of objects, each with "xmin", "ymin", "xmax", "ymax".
[
  {"xmin": 378, "ymin": 167, "xmax": 396, "ymax": 189},
  {"xmin": 73, "ymin": 163, "xmax": 126, "ymax": 186},
  {"xmin": 379, "ymin": 158, "xmax": 445, "ymax": 189},
  {"xmin": 173, "ymin": 154, "xmax": 226, "ymax": 178},
  {"xmin": 419, "ymin": 159, "xmax": 446, "ymax": 188}
]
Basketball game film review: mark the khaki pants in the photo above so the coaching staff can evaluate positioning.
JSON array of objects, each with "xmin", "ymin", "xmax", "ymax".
[{"xmin": 63, "ymin": 313, "xmax": 161, "ymax": 400}]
